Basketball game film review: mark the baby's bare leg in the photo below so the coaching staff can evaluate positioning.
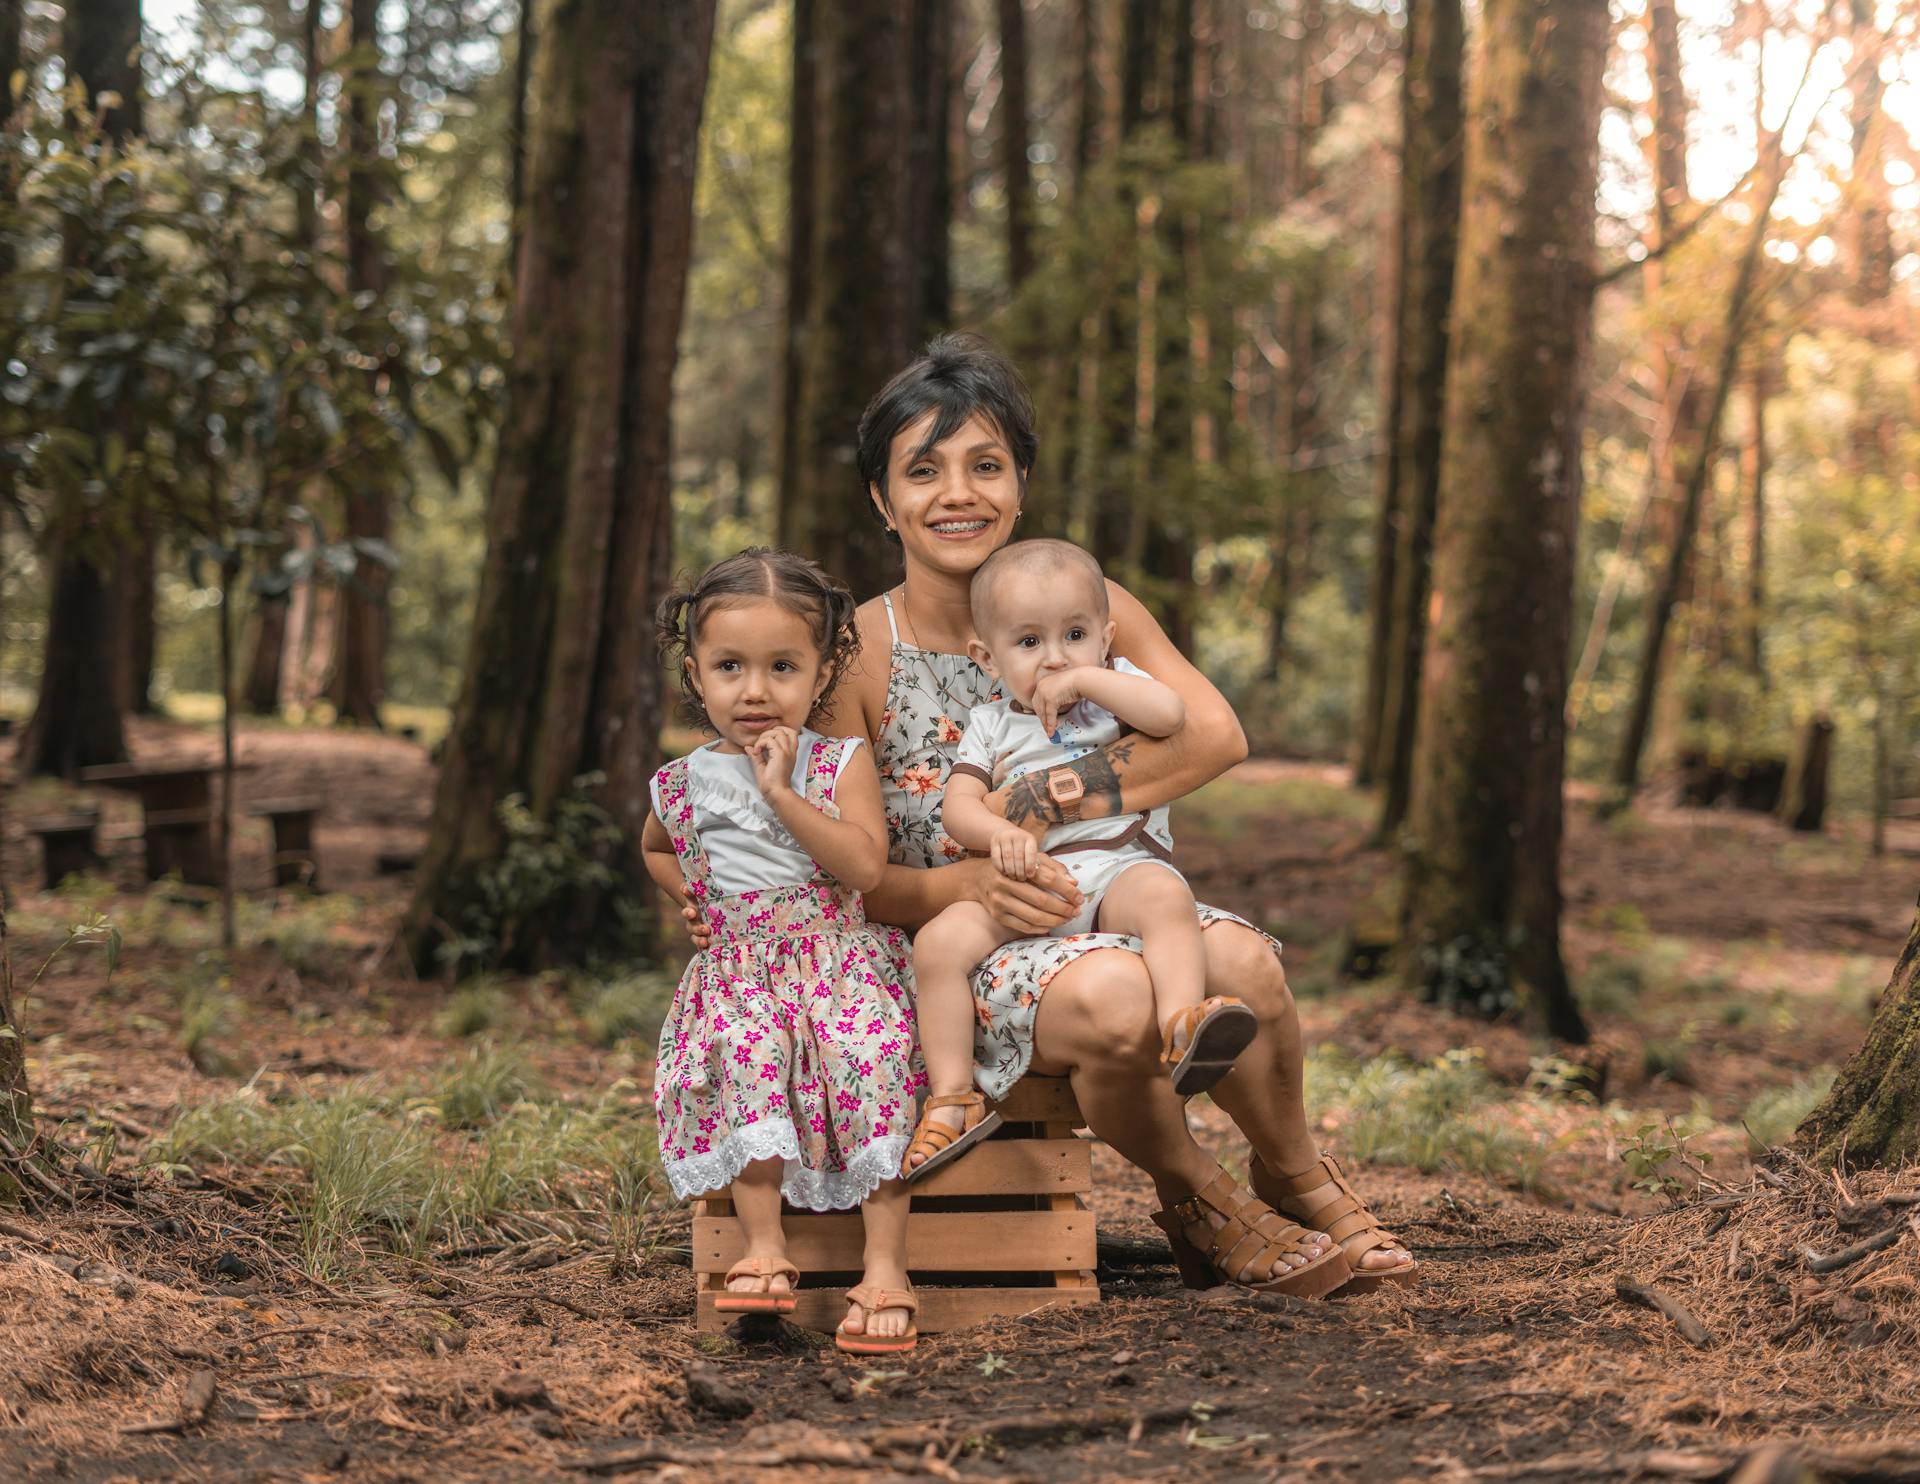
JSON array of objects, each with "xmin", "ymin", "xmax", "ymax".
[
  {"xmin": 909, "ymin": 903, "xmax": 1020, "ymax": 1161},
  {"xmin": 1095, "ymin": 864, "xmax": 1207, "ymax": 1034}
]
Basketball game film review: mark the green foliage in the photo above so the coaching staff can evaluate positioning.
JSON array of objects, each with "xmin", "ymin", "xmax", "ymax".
[
  {"xmin": 435, "ymin": 977, "xmax": 511, "ymax": 1039},
  {"xmin": 1620, "ymin": 1119, "xmax": 1714, "ymax": 1202},
  {"xmin": 150, "ymin": 1072, "xmax": 662, "ymax": 1279},
  {"xmin": 1303, "ymin": 1048, "xmax": 1559, "ymax": 1193},
  {"xmin": 1741, "ymin": 1068, "xmax": 1837, "ymax": 1152},
  {"xmin": 438, "ymin": 773, "xmax": 641, "ymax": 974},
  {"xmin": 431, "ymin": 1043, "xmax": 539, "ymax": 1130},
  {"xmin": 573, "ymin": 970, "xmax": 676, "ymax": 1048}
]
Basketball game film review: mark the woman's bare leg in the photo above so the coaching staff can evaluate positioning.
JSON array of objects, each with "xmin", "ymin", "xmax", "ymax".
[
  {"xmin": 841, "ymin": 1178, "xmax": 914, "ymax": 1337},
  {"xmin": 1029, "ymin": 949, "xmax": 1325, "ymax": 1274},
  {"xmin": 1202, "ymin": 923, "xmax": 1410, "ymax": 1272}
]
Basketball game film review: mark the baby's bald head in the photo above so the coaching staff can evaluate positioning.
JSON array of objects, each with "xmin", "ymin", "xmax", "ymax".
[{"xmin": 970, "ymin": 539, "xmax": 1108, "ymax": 630}]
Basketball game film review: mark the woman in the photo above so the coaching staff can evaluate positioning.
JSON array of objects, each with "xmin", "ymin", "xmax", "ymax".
[{"xmin": 712, "ymin": 337, "xmax": 1413, "ymax": 1336}]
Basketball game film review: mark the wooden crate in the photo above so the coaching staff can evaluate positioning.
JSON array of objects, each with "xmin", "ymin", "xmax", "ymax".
[{"xmin": 693, "ymin": 1075, "xmax": 1098, "ymax": 1334}]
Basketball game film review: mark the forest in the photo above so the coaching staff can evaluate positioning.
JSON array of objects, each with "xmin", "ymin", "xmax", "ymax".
[{"xmin": 1, "ymin": 0, "xmax": 1919, "ymax": 1479}]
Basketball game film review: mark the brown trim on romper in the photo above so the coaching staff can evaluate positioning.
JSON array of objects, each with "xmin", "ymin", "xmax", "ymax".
[
  {"xmin": 949, "ymin": 762, "xmax": 994, "ymax": 787},
  {"xmin": 1046, "ymin": 814, "xmax": 1175, "ymax": 864}
]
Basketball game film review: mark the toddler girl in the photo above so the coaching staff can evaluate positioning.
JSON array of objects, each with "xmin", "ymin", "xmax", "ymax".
[{"xmin": 644, "ymin": 548, "xmax": 924, "ymax": 1353}]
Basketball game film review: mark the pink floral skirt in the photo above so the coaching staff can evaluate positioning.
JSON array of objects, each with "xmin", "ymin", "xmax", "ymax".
[{"xmin": 654, "ymin": 882, "xmax": 923, "ymax": 1211}]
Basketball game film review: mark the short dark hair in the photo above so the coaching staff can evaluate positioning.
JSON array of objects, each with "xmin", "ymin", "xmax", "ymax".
[
  {"xmin": 655, "ymin": 548, "xmax": 861, "ymax": 730},
  {"xmin": 856, "ymin": 333, "xmax": 1039, "ymax": 541}
]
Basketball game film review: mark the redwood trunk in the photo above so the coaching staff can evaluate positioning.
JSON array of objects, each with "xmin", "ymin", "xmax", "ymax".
[
  {"xmin": 332, "ymin": 0, "xmax": 390, "ymax": 728},
  {"xmin": 783, "ymin": 0, "xmax": 922, "ymax": 596},
  {"xmin": 1799, "ymin": 894, "xmax": 1920, "ymax": 1168},
  {"xmin": 1373, "ymin": 0, "xmax": 1463, "ymax": 839},
  {"xmin": 998, "ymin": 0, "xmax": 1033, "ymax": 290},
  {"xmin": 1397, "ymin": 0, "xmax": 1607, "ymax": 1043},
  {"xmin": 243, "ymin": 594, "xmax": 290, "ymax": 715},
  {"xmin": 775, "ymin": 0, "xmax": 816, "ymax": 543},
  {"xmin": 24, "ymin": 0, "xmax": 143, "ymax": 776},
  {"xmin": 403, "ymin": 0, "xmax": 716, "ymax": 973}
]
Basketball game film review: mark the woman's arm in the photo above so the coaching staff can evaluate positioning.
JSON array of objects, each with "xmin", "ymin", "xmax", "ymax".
[{"xmin": 994, "ymin": 580, "xmax": 1247, "ymax": 830}]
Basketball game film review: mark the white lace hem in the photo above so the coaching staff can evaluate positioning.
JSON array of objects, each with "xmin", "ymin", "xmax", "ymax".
[{"xmin": 662, "ymin": 1124, "xmax": 909, "ymax": 1213}]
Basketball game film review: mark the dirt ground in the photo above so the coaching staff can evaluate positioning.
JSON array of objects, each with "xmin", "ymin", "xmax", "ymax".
[{"xmin": 4, "ymin": 718, "xmax": 1920, "ymax": 1482}]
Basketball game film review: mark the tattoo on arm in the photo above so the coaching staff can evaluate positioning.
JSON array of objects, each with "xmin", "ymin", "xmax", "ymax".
[{"xmin": 1002, "ymin": 738, "xmax": 1136, "ymax": 826}]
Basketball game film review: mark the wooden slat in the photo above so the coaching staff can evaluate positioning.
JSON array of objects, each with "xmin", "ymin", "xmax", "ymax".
[
  {"xmin": 696, "ymin": 1284, "xmax": 1098, "ymax": 1335},
  {"xmin": 992, "ymin": 1076, "xmax": 1082, "ymax": 1126},
  {"xmin": 911, "ymin": 1138, "xmax": 1089, "ymax": 1197},
  {"xmin": 694, "ymin": 1209, "xmax": 1093, "ymax": 1274}
]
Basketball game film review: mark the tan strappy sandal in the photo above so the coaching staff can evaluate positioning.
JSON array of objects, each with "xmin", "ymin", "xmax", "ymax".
[
  {"xmin": 1160, "ymin": 996, "xmax": 1260, "ymax": 1097},
  {"xmin": 1151, "ymin": 1170, "xmax": 1351, "ymax": 1299},
  {"xmin": 901, "ymin": 1091, "xmax": 1002, "ymax": 1182},
  {"xmin": 1252, "ymin": 1150, "xmax": 1416, "ymax": 1293},
  {"xmin": 835, "ymin": 1283, "xmax": 919, "ymax": 1354},
  {"xmin": 713, "ymin": 1255, "xmax": 801, "ymax": 1314}
]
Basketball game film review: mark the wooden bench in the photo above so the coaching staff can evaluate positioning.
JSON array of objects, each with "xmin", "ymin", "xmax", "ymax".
[
  {"xmin": 26, "ymin": 813, "xmax": 102, "ymax": 887},
  {"xmin": 246, "ymin": 797, "xmax": 324, "ymax": 888},
  {"xmin": 693, "ymin": 1075, "xmax": 1098, "ymax": 1334},
  {"xmin": 143, "ymin": 808, "xmax": 219, "ymax": 885}
]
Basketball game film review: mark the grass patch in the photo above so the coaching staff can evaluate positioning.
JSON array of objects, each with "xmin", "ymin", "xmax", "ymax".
[
  {"xmin": 573, "ymin": 970, "xmax": 676, "ymax": 1047},
  {"xmin": 150, "ymin": 1068, "xmax": 662, "ymax": 1278},
  {"xmin": 435, "ymin": 977, "xmax": 513, "ymax": 1039},
  {"xmin": 260, "ymin": 894, "xmax": 364, "ymax": 982},
  {"xmin": 432, "ymin": 1043, "xmax": 540, "ymax": 1130},
  {"xmin": 1180, "ymin": 772, "xmax": 1376, "ymax": 843},
  {"xmin": 1304, "ymin": 1047, "xmax": 1560, "ymax": 1194},
  {"xmin": 1741, "ymin": 1068, "xmax": 1837, "ymax": 1151}
]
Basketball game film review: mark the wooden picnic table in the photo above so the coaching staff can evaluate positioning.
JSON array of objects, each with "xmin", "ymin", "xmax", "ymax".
[{"xmin": 79, "ymin": 760, "xmax": 257, "ymax": 885}]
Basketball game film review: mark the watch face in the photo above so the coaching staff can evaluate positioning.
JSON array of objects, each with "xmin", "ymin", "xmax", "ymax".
[{"xmin": 1049, "ymin": 770, "xmax": 1084, "ymax": 801}]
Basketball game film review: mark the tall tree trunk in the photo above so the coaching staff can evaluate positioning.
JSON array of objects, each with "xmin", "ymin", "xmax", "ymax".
[
  {"xmin": 1070, "ymin": 0, "xmax": 1099, "ymax": 200},
  {"xmin": 0, "ymin": 895, "xmax": 28, "ymax": 1154},
  {"xmin": 775, "ymin": 0, "xmax": 815, "ymax": 547},
  {"xmin": 1398, "ymin": 0, "xmax": 1608, "ymax": 1043},
  {"xmin": 331, "ymin": 0, "xmax": 390, "ymax": 729},
  {"xmin": 1799, "ymin": 893, "xmax": 1920, "ymax": 1168},
  {"xmin": 1373, "ymin": 0, "xmax": 1464, "ymax": 840},
  {"xmin": 23, "ymin": 0, "xmax": 143, "ymax": 776},
  {"xmin": 906, "ymin": 0, "xmax": 952, "ymax": 341},
  {"xmin": 998, "ymin": 0, "xmax": 1033, "ymax": 291},
  {"xmin": 783, "ymin": 0, "xmax": 925, "ymax": 597},
  {"xmin": 1741, "ymin": 363, "xmax": 1768, "ymax": 682},
  {"xmin": 1611, "ymin": 141, "xmax": 1789, "ymax": 799},
  {"xmin": 243, "ymin": 593, "xmax": 290, "ymax": 715},
  {"xmin": 507, "ymin": 0, "xmax": 534, "ymax": 284},
  {"xmin": 404, "ymin": 0, "xmax": 716, "ymax": 974}
]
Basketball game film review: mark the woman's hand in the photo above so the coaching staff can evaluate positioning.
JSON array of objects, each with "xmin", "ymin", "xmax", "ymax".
[
  {"xmin": 972, "ymin": 853, "xmax": 1082, "ymax": 936},
  {"xmin": 748, "ymin": 725, "xmax": 800, "ymax": 798},
  {"xmin": 678, "ymin": 899, "xmax": 712, "ymax": 950}
]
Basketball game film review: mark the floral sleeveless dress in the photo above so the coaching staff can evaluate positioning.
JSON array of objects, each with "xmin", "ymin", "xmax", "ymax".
[
  {"xmin": 652, "ymin": 735, "xmax": 920, "ymax": 1210},
  {"xmin": 871, "ymin": 594, "xmax": 1279, "ymax": 1100}
]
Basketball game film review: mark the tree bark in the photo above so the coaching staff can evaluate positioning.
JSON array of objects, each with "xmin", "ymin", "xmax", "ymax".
[
  {"xmin": 1799, "ymin": 893, "xmax": 1920, "ymax": 1168},
  {"xmin": 1070, "ymin": 0, "xmax": 1099, "ymax": 199},
  {"xmin": 1372, "ymin": 0, "xmax": 1463, "ymax": 841},
  {"xmin": 775, "ymin": 0, "xmax": 816, "ymax": 542},
  {"xmin": 1741, "ymin": 364, "xmax": 1768, "ymax": 682},
  {"xmin": 1397, "ymin": 0, "xmax": 1608, "ymax": 1042},
  {"xmin": 782, "ymin": 0, "xmax": 928, "ymax": 597},
  {"xmin": 22, "ymin": 0, "xmax": 143, "ymax": 776},
  {"xmin": 243, "ymin": 593, "xmax": 290, "ymax": 715},
  {"xmin": 403, "ymin": 0, "xmax": 716, "ymax": 974},
  {"xmin": 331, "ymin": 0, "xmax": 390, "ymax": 729},
  {"xmin": 507, "ymin": 0, "xmax": 534, "ymax": 284},
  {"xmin": 998, "ymin": 0, "xmax": 1033, "ymax": 290},
  {"xmin": 0, "ymin": 894, "xmax": 28, "ymax": 1154},
  {"xmin": 906, "ymin": 0, "xmax": 952, "ymax": 342}
]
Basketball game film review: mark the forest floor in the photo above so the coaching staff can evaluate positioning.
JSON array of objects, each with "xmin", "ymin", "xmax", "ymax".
[{"xmin": 4, "ymin": 717, "xmax": 1920, "ymax": 1482}]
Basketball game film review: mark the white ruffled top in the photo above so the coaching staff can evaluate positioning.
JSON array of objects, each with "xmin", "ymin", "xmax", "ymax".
[{"xmin": 651, "ymin": 730, "xmax": 864, "ymax": 895}]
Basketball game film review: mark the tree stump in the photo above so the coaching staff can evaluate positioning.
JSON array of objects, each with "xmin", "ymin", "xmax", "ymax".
[{"xmin": 1777, "ymin": 714, "xmax": 1834, "ymax": 833}]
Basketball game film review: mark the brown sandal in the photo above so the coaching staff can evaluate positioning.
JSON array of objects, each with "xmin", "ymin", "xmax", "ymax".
[
  {"xmin": 901, "ymin": 1092, "xmax": 1002, "ymax": 1182},
  {"xmin": 1251, "ymin": 1150, "xmax": 1416, "ymax": 1293},
  {"xmin": 1151, "ymin": 1170, "xmax": 1351, "ymax": 1299},
  {"xmin": 714, "ymin": 1256, "xmax": 800, "ymax": 1314},
  {"xmin": 1160, "ymin": 996, "xmax": 1260, "ymax": 1097},
  {"xmin": 836, "ymin": 1283, "xmax": 919, "ymax": 1354}
]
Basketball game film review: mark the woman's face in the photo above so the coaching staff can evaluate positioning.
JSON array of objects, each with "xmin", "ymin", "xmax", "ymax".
[{"xmin": 870, "ymin": 411, "xmax": 1024, "ymax": 582}]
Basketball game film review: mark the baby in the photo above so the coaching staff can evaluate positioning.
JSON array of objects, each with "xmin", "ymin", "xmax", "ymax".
[{"xmin": 900, "ymin": 539, "xmax": 1258, "ymax": 1180}]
